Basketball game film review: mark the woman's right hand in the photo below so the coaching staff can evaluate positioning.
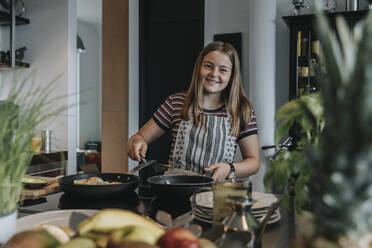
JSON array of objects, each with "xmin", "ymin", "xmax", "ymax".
[{"xmin": 127, "ymin": 133, "xmax": 148, "ymax": 161}]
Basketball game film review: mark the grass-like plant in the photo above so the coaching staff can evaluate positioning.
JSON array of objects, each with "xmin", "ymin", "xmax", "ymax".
[{"xmin": 0, "ymin": 72, "xmax": 67, "ymax": 216}]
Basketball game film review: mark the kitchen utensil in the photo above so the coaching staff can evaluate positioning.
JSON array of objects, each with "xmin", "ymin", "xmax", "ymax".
[
  {"xmin": 346, "ymin": 0, "xmax": 359, "ymax": 11},
  {"xmin": 59, "ymin": 173, "xmax": 138, "ymax": 198},
  {"xmin": 190, "ymin": 189, "xmax": 281, "ymax": 228},
  {"xmin": 127, "ymin": 156, "xmax": 159, "ymax": 175},
  {"xmin": 41, "ymin": 129, "xmax": 52, "ymax": 152},
  {"xmin": 135, "ymin": 160, "xmax": 170, "ymax": 198},
  {"xmin": 147, "ymin": 175, "xmax": 214, "ymax": 199}
]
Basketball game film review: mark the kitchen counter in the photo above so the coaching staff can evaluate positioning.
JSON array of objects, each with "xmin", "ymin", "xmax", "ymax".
[{"xmin": 17, "ymin": 191, "xmax": 302, "ymax": 247}]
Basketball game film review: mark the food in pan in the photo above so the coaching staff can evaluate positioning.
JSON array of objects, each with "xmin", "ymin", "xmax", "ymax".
[{"xmin": 73, "ymin": 177, "xmax": 122, "ymax": 185}]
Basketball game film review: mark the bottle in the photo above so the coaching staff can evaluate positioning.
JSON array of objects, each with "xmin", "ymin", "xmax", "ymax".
[
  {"xmin": 301, "ymin": 37, "xmax": 308, "ymax": 59},
  {"xmin": 346, "ymin": 0, "xmax": 359, "ymax": 11},
  {"xmin": 298, "ymin": 66, "xmax": 309, "ymax": 96},
  {"xmin": 312, "ymin": 40, "xmax": 320, "ymax": 58},
  {"xmin": 297, "ymin": 30, "xmax": 309, "ymax": 67},
  {"xmin": 297, "ymin": 30, "xmax": 302, "ymax": 57},
  {"xmin": 41, "ymin": 130, "xmax": 52, "ymax": 153}
]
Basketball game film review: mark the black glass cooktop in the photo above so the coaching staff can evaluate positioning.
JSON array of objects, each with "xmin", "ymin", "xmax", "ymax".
[{"xmin": 18, "ymin": 190, "xmax": 191, "ymax": 220}]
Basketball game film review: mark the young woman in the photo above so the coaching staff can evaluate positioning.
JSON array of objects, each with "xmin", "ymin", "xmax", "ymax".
[{"xmin": 127, "ymin": 41, "xmax": 260, "ymax": 180}]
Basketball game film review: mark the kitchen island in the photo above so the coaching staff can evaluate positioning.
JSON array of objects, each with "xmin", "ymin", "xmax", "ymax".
[{"xmin": 17, "ymin": 190, "xmax": 305, "ymax": 247}]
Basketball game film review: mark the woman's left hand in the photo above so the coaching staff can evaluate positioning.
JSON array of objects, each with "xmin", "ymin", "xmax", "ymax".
[{"xmin": 204, "ymin": 163, "xmax": 230, "ymax": 180}]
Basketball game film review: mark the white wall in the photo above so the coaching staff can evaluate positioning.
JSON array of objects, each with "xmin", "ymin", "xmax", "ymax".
[
  {"xmin": 0, "ymin": 0, "xmax": 78, "ymax": 174},
  {"xmin": 67, "ymin": 0, "xmax": 78, "ymax": 174},
  {"xmin": 0, "ymin": 0, "xmax": 71, "ymax": 151},
  {"xmin": 276, "ymin": 0, "xmax": 291, "ymax": 115},
  {"xmin": 128, "ymin": 0, "xmax": 139, "ymax": 170},
  {"xmin": 77, "ymin": 21, "xmax": 100, "ymax": 148},
  {"xmin": 205, "ymin": 0, "xmax": 277, "ymax": 192},
  {"xmin": 204, "ymin": 0, "xmax": 250, "ymax": 92}
]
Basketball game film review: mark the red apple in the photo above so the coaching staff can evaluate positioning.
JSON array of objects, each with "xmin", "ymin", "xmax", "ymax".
[{"xmin": 156, "ymin": 228, "xmax": 200, "ymax": 248}]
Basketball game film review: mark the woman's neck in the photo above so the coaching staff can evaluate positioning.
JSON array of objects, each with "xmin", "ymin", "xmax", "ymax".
[{"xmin": 201, "ymin": 93, "xmax": 224, "ymax": 110}]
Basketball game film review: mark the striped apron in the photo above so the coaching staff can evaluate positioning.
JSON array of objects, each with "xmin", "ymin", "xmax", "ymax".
[{"xmin": 172, "ymin": 113, "xmax": 237, "ymax": 174}]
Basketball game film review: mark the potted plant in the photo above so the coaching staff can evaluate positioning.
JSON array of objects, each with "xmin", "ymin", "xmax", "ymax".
[{"xmin": 0, "ymin": 72, "xmax": 67, "ymax": 243}]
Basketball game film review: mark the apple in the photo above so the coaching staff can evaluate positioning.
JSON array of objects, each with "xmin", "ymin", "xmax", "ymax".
[{"xmin": 156, "ymin": 228, "xmax": 200, "ymax": 248}]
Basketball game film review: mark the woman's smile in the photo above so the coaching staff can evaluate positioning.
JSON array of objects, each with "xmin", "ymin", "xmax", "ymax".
[
  {"xmin": 200, "ymin": 50, "xmax": 232, "ymax": 95},
  {"xmin": 205, "ymin": 78, "xmax": 220, "ymax": 85}
]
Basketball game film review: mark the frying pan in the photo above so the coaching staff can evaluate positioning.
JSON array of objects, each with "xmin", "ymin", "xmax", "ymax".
[
  {"xmin": 59, "ymin": 173, "xmax": 139, "ymax": 198},
  {"xmin": 147, "ymin": 175, "xmax": 214, "ymax": 200}
]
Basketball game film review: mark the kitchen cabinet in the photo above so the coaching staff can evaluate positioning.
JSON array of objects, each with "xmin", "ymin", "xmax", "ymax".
[
  {"xmin": 139, "ymin": 0, "xmax": 204, "ymax": 163},
  {"xmin": 27, "ymin": 151, "xmax": 68, "ymax": 177},
  {"xmin": 282, "ymin": 10, "xmax": 368, "ymax": 140},
  {"xmin": 283, "ymin": 10, "xmax": 368, "ymax": 100},
  {"xmin": 0, "ymin": 0, "xmax": 30, "ymax": 69}
]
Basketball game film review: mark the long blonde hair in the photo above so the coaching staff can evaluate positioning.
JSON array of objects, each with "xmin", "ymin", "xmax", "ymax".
[{"xmin": 180, "ymin": 41, "xmax": 252, "ymax": 137}]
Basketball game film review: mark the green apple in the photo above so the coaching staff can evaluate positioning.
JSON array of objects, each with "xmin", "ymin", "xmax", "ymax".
[
  {"xmin": 4, "ymin": 230, "xmax": 60, "ymax": 248},
  {"xmin": 109, "ymin": 225, "xmax": 159, "ymax": 245}
]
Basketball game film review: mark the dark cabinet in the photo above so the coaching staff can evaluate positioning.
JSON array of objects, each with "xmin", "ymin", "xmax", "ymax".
[
  {"xmin": 283, "ymin": 10, "xmax": 368, "ymax": 100},
  {"xmin": 139, "ymin": 0, "xmax": 204, "ymax": 163},
  {"xmin": 0, "ymin": 0, "xmax": 30, "ymax": 69}
]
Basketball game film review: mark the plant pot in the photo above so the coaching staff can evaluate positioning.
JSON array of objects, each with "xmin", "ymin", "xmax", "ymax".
[{"xmin": 0, "ymin": 210, "xmax": 17, "ymax": 244}]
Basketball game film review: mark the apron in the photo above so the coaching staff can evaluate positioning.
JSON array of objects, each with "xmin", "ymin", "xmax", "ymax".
[{"xmin": 172, "ymin": 113, "xmax": 237, "ymax": 174}]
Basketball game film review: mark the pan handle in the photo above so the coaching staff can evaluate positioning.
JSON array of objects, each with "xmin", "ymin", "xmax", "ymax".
[{"xmin": 140, "ymin": 154, "xmax": 148, "ymax": 165}]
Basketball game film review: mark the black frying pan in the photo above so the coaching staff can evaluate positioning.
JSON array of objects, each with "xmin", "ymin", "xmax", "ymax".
[
  {"xmin": 147, "ymin": 175, "xmax": 214, "ymax": 199},
  {"xmin": 59, "ymin": 173, "xmax": 139, "ymax": 198}
]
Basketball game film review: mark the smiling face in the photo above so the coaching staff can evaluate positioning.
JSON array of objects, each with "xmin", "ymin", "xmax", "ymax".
[{"xmin": 200, "ymin": 50, "xmax": 233, "ymax": 96}]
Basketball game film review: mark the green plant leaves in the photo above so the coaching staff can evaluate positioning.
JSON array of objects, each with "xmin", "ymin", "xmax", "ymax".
[
  {"xmin": 0, "ymin": 71, "xmax": 68, "ymax": 215},
  {"xmin": 274, "ymin": 94, "xmax": 324, "ymax": 144}
]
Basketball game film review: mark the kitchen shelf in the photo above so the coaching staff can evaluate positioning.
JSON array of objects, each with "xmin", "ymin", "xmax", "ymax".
[
  {"xmin": 283, "ymin": 10, "xmax": 368, "ymax": 100},
  {"xmin": 283, "ymin": 10, "xmax": 368, "ymax": 140},
  {"xmin": 0, "ymin": 61, "xmax": 29, "ymax": 69},
  {"xmin": 0, "ymin": 9, "xmax": 29, "ymax": 26}
]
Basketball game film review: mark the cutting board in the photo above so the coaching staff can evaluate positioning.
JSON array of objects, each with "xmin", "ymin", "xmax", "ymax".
[{"xmin": 20, "ymin": 176, "xmax": 63, "ymax": 200}]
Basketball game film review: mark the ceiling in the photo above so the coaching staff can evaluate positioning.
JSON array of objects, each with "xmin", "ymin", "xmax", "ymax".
[{"xmin": 77, "ymin": 0, "xmax": 102, "ymax": 25}]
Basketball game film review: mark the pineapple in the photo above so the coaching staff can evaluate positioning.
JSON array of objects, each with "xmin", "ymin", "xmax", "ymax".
[
  {"xmin": 266, "ymin": 2, "xmax": 372, "ymax": 246},
  {"xmin": 307, "ymin": 4, "xmax": 372, "ymax": 244}
]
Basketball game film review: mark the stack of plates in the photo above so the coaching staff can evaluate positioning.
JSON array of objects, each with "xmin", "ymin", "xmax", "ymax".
[{"xmin": 190, "ymin": 191, "xmax": 281, "ymax": 224}]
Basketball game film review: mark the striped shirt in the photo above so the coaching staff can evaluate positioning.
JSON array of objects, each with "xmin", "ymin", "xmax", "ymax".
[{"xmin": 153, "ymin": 92, "xmax": 258, "ymax": 172}]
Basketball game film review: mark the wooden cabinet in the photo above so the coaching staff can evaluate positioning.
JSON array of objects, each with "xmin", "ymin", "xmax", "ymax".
[
  {"xmin": 0, "ymin": 0, "xmax": 30, "ymax": 69},
  {"xmin": 283, "ymin": 10, "xmax": 368, "ymax": 100}
]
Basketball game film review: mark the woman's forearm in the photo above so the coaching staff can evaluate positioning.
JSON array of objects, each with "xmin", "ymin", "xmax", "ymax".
[{"xmin": 233, "ymin": 157, "xmax": 260, "ymax": 178}]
